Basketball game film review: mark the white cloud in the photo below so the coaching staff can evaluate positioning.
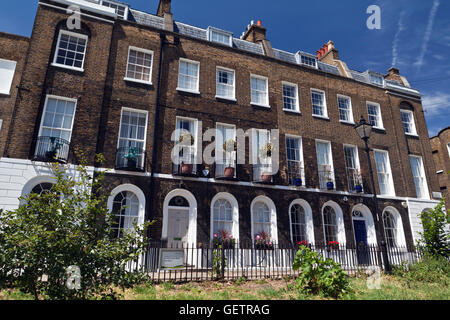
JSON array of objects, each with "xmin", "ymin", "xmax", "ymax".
[
  {"xmin": 414, "ymin": 0, "xmax": 440, "ymax": 71},
  {"xmin": 422, "ymin": 92, "xmax": 450, "ymax": 115}
]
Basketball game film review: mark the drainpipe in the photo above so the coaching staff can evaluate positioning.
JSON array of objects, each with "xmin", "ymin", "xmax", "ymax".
[{"xmin": 147, "ymin": 32, "xmax": 167, "ymax": 227}]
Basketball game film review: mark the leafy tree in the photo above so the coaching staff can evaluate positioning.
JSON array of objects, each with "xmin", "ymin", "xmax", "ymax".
[
  {"xmin": 0, "ymin": 153, "xmax": 153, "ymax": 300},
  {"xmin": 418, "ymin": 198, "xmax": 450, "ymax": 258},
  {"xmin": 292, "ymin": 246, "xmax": 352, "ymax": 299}
]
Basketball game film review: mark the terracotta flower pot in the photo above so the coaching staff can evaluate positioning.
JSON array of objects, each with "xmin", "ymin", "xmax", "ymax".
[
  {"xmin": 261, "ymin": 172, "xmax": 272, "ymax": 183},
  {"xmin": 181, "ymin": 163, "xmax": 193, "ymax": 174},
  {"xmin": 224, "ymin": 167, "xmax": 235, "ymax": 178}
]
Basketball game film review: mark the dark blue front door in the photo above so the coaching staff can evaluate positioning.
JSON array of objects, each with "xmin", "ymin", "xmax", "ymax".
[{"xmin": 353, "ymin": 220, "xmax": 370, "ymax": 265}]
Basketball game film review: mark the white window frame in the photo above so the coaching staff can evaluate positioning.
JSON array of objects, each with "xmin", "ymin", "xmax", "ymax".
[
  {"xmin": 124, "ymin": 46, "xmax": 154, "ymax": 85},
  {"xmin": 38, "ymin": 95, "xmax": 77, "ymax": 142},
  {"xmin": 117, "ymin": 107, "xmax": 149, "ymax": 149},
  {"xmin": 100, "ymin": 0, "xmax": 129, "ymax": 19},
  {"xmin": 343, "ymin": 144, "xmax": 362, "ymax": 192},
  {"xmin": 207, "ymin": 27, "xmax": 233, "ymax": 47},
  {"xmin": 310, "ymin": 88, "xmax": 328, "ymax": 119},
  {"xmin": 315, "ymin": 139, "xmax": 335, "ymax": 190},
  {"xmin": 369, "ymin": 73, "xmax": 385, "ymax": 87},
  {"xmin": 285, "ymin": 134, "xmax": 305, "ymax": 186},
  {"xmin": 177, "ymin": 58, "xmax": 200, "ymax": 94},
  {"xmin": 337, "ymin": 94, "xmax": 354, "ymax": 124},
  {"xmin": 374, "ymin": 149, "xmax": 396, "ymax": 196},
  {"xmin": 210, "ymin": 192, "xmax": 239, "ymax": 241},
  {"xmin": 175, "ymin": 116, "xmax": 199, "ymax": 165},
  {"xmin": 250, "ymin": 74, "xmax": 270, "ymax": 108},
  {"xmin": 51, "ymin": 30, "xmax": 88, "ymax": 72},
  {"xmin": 215, "ymin": 66, "xmax": 236, "ymax": 101},
  {"xmin": 282, "ymin": 81, "xmax": 300, "ymax": 113},
  {"xmin": 409, "ymin": 155, "xmax": 430, "ymax": 200},
  {"xmin": 366, "ymin": 101, "xmax": 384, "ymax": 130},
  {"xmin": 400, "ymin": 109, "xmax": 417, "ymax": 136},
  {"xmin": 215, "ymin": 122, "xmax": 237, "ymax": 178},
  {"xmin": 0, "ymin": 58, "xmax": 17, "ymax": 95}
]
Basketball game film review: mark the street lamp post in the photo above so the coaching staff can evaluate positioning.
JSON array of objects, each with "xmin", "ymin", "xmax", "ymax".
[{"xmin": 355, "ymin": 116, "xmax": 391, "ymax": 274}]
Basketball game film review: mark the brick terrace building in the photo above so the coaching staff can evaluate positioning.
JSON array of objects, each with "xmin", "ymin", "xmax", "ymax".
[
  {"xmin": 430, "ymin": 127, "xmax": 450, "ymax": 209},
  {"xmin": 0, "ymin": 0, "xmax": 443, "ymax": 250}
]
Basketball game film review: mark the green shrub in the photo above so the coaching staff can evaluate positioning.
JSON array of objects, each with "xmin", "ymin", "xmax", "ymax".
[
  {"xmin": 419, "ymin": 199, "xmax": 450, "ymax": 258},
  {"xmin": 0, "ymin": 153, "xmax": 153, "ymax": 300},
  {"xmin": 392, "ymin": 255, "xmax": 450, "ymax": 285},
  {"xmin": 292, "ymin": 246, "xmax": 353, "ymax": 299}
]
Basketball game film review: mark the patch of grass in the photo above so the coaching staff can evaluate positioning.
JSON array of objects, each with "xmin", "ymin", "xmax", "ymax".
[
  {"xmin": 0, "ymin": 289, "xmax": 34, "ymax": 300},
  {"xmin": 161, "ymin": 281, "xmax": 175, "ymax": 291}
]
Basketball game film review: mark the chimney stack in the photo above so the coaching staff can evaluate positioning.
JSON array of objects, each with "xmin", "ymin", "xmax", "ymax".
[
  {"xmin": 385, "ymin": 67, "xmax": 411, "ymax": 87},
  {"xmin": 242, "ymin": 20, "xmax": 267, "ymax": 43},
  {"xmin": 157, "ymin": 0, "xmax": 171, "ymax": 17},
  {"xmin": 317, "ymin": 40, "xmax": 339, "ymax": 62}
]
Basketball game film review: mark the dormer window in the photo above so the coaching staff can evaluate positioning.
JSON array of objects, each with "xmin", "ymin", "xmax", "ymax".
[
  {"xmin": 369, "ymin": 73, "xmax": 384, "ymax": 86},
  {"xmin": 207, "ymin": 27, "xmax": 233, "ymax": 47},
  {"xmin": 100, "ymin": 0, "xmax": 128, "ymax": 19},
  {"xmin": 295, "ymin": 52, "xmax": 318, "ymax": 69}
]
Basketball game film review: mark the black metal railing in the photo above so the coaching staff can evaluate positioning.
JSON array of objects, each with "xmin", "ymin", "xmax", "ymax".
[
  {"xmin": 347, "ymin": 168, "xmax": 364, "ymax": 193},
  {"xmin": 115, "ymin": 147, "xmax": 146, "ymax": 172},
  {"xmin": 253, "ymin": 164, "xmax": 273, "ymax": 183},
  {"xmin": 125, "ymin": 241, "xmax": 424, "ymax": 283},
  {"xmin": 287, "ymin": 161, "xmax": 304, "ymax": 186},
  {"xmin": 215, "ymin": 162, "xmax": 237, "ymax": 179},
  {"xmin": 33, "ymin": 136, "xmax": 70, "ymax": 163}
]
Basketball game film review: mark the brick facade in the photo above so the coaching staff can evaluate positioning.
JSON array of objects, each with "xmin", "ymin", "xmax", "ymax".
[
  {"xmin": 0, "ymin": 0, "xmax": 442, "ymax": 250},
  {"xmin": 431, "ymin": 127, "xmax": 450, "ymax": 208}
]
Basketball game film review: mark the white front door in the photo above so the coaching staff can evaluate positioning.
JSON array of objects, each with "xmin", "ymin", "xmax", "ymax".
[{"xmin": 167, "ymin": 208, "xmax": 189, "ymax": 246}]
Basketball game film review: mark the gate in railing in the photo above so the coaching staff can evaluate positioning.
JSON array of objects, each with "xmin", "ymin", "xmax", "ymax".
[{"xmin": 128, "ymin": 242, "xmax": 423, "ymax": 283}]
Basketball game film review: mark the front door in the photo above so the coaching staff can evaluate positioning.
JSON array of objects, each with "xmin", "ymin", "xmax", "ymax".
[
  {"xmin": 167, "ymin": 208, "xmax": 189, "ymax": 247},
  {"xmin": 353, "ymin": 220, "xmax": 370, "ymax": 265}
]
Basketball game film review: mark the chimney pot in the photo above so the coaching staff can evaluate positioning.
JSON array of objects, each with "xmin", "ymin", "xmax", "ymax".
[{"xmin": 257, "ymin": 20, "xmax": 262, "ymax": 26}]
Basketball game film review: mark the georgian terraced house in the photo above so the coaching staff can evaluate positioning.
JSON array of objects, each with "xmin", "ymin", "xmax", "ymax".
[{"xmin": 0, "ymin": 0, "xmax": 444, "ymax": 251}]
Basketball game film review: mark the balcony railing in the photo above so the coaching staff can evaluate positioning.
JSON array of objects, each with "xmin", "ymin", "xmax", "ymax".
[
  {"xmin": 215, "ymin": 153, "xmax": 237, "ymax": 179},
  {"xmin": 287, "ymin": 161, "xmax": 304, "ymax": 186},
  {"xmin": 173, "ymin": 145, "xmax": 197, "ymax": 176},
  {"xmin": 347, "ymin": 168, "xmax": 364, "ymax": 193},
  {"xmin": 33, "ymin": 136, "xmax": 70, "ymax": 163},
  {"xmin": 253, "ymin": 163, "xmax": 273, "ymax": 183},
  {"xmin": 115, "ymin": 147, "xmax": 146, "ymax": 172}
]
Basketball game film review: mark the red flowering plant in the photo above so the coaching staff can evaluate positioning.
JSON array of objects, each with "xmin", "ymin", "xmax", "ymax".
[
  {"xmin": 328, "ymin": 241, "xmax": 340, "ymax": 250},
  {"xmin": 254, "ymin": 231, "xmax": 274, "ymax": 250},
  {"xmin": 296, "ymin": 240, "xmax": 309, "ymax": 249},
  {"xmin": 212, "ymin": 230, "xmax": 236, "ymax": 249}
]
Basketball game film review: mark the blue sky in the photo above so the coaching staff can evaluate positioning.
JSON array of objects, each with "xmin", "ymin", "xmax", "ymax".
[{"xmin": 1, "ymin": 0, "xmax": 449, "ymax": 136}]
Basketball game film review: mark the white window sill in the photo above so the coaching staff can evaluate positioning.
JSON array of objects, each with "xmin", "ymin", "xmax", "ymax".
[
  {"xmin": 373, "ymin": 127, "xmax": 386, "ymax": 131},
  {"xmin": 124, "ymin": 77, "xmax": 153, "ymax": 85},
  {"xmin": 215, "ymin": 95, "xmax": 237, "ymax": 102},
  {"xmin": 251, "ymin": 102, "xmax": 271, "ymax": 108},
  {"xmin": 312, "ymin": 115, "xmax": 330, "ymax": 120},
  {"xmin": 436, "ymin": 170, "xmax": 444, "ymax": 174},
  {"xmin": 405, "ymin": 133, "xmax": 419, "ymax": 137},
  {"xmin": 339, "ymin": 120, "xmax": 355, "ymax": 125},
  {"xmin": 177, "ymin": 88, "xmax": 200, "ymax": 95},
  {"xmin": 0, "ymin": 91, "xmax": 11, "ymax": 96},
  {"xmin": 283, "ymin": 109, "xmax": 301, "ymax": 114},
  {"xmin": 50, "ymin": 63, "xmax": 84, "ymax": 73}
]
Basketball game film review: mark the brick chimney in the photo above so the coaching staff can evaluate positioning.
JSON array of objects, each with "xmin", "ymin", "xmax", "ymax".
[
  {"xmin": 241, "ymin": 20, "xmax": 274, "ymax": 57},
  {"xmin": 156, "ymin": 0, "xmax": 174, "ymax": 32},
  {"xmin": 318, "ymin": 41, "xmax": 339, "ymax": 63},
  {"xmin": 157, "ymin": 0, "xmax": 171, "ymax": 17}
]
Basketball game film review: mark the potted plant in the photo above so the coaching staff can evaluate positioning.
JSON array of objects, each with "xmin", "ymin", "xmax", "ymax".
[
  {"xmin": 45, "ymin": 137, "xmax": 62, "ymax": 161},
  {"xmin": 179, "ymin": 131, "xmax": 195, "ymax": 146},
  {"xmin": 353, "ymin": 169, "xmax": 363, "ymax": 193},
  {"xmin": 254, "ymin": 231, "xmax": 274, "ymax": 250},
  {"xmin": 328, "ymin": 241, "xmax": 340, "ymax": 250},
  {"xmin": 259, "ymin": 142, "xmax": 272, "ymax": 158},
  {"xmin": 322, "ymin": 165, "xmax": 334, "ymax": 190},
  {"xmin": 222, "ymin": 139, "xmax": 237, "ymax": 178},
  {"xmin": 123, "ymin": 147, "xmax": 139, "ymax": 168},
  {"xmin": 180, "ymin": 162, "xmax": 193, "ymax": 174},
  {"xmin": 212, "ymin": 230, "xmax": 236, "ymax": 249}
]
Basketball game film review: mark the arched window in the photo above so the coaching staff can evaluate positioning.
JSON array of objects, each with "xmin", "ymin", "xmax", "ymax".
[
  {"xmin": 323, "ymin": 206, "xmax": 338, "ymax": 243},
  {"xmin": 253, "ymin": 201, "xmax": 271, "ymax": 237},
  {"xmin": 212, "ymin": 199, "xmax": 233, "ymax": 235},
  {"xmin": 31, "ymin": 183, "xmax": 54, "ymax": 196},
  {"xmin": 383, "ymin": 211, "xmax": 397, "ymax": 247},
  {"xmin": 111, "ymin": 191, "xmax": 140, "ymax": 238},
  {"xmin": 291, "ymin": 204, "xmax": 307, "ymax": 243}
]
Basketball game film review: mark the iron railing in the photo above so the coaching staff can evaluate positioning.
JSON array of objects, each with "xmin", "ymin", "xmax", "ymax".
[
  {"xmin": 126, "ymin": 241, "xmax": 424, "ymax": 283},
  {"xmin": 346, "ymin": 168, "xmax": 364, "ymax": 193},
  {"xmin": 115, "ymin": 147, "xmax": 146, "ymax": 172},
  {"xmin": 287, "ymin": 161, "xmax": 304, "ymax": 186},
  {"xmin": 33, "ymin": 136, "xmax": 70, "ymax": 163},
  {"xmin": 253, "ymin": 164, "xmax": 273, "ymax": 183}
]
